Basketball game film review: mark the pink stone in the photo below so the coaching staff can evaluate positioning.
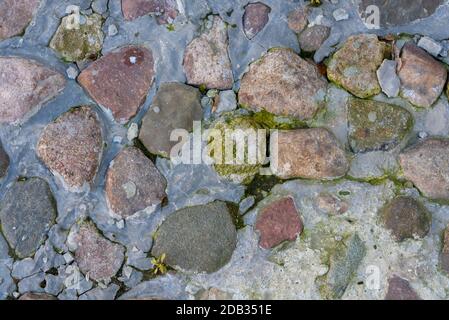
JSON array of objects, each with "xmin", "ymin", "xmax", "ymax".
[
  {"xmin": 0, "ymin": 0, "xmax": 41, "ymax": 40},
  {"xmin": 121, "ymin": 0, "xmax": 178, "ymax": 24},
  {"xmin": 243, "ymin": 2, "xmax": 271, "ymax": 40}
]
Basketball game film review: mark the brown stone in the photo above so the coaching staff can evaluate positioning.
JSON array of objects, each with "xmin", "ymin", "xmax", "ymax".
[
  {"xmin": 385, "ymin": 276, "xmax": 421, "ymax": 300},
  {"xmin": 19, "ymin": 293, "xmax": 57, "ymax": 300},
  {"xmin": 196, "ymin": 288, "xmax": 233, "ymax": 300},
  {"xmin": 70, "ymin": 222, "xmax": 125, "ymax": 282},
  {"xmin": 78, "ymin": 46, "xmax": 155, "ymax": 123},
  {"xmin": 272, "ymin": 128, "xmax": 349, "ymax": 180},
  {"xmin": 121, "ymin": 0, "xmax": 178, "ymax": 24},
  {"xmin": 0, "ymin": 0, "xmax": 40, "ymax": 40},
  {"xmin": 243, "ymin": 2, "xmax": 271, "ymax": 40},
  {"xmin": 315, "ymin": 194, "xmax": 349, "ymax": 215},
  {"xmin": 0, "ymin": 57, "xmax": 65, "ymax": 124},
  {"xmin": 298, "ymin": 25, "xmax": 330, "ymax": 52},
  {"xmin": 37, "ymin": 106, "xmax": 103, "ymax": 189},
  {"xmin": 440, "ymin": 226, "xmax": 449, "ymax": 275},
  {"xmin": 239, "ymin": 48, "xmax": 327, "ymax": 121},
  {"xmin": 399, "ymin": 139, "xmax": 449, "ymax": 200},
  {"xmin": 183, "ymin": 16, "xmax": 234, "ymax": 90},
  {"xmin": 0, "ymin": 141, "xmax": 9, "ymax": 178},
  {"xmin": 255, "ymin": 197, "xmax": 303, "ymax": 249},
  {"xmin": 287, "ymin": 7, "xmax": 308, "ymax": 34},
  {"xmin": 105, "ymin": 147, "xmax": 167, "ymax": 218},
  {"xmin": 398, "ymin": 42, "xmax": 447, "ymax": 108}
]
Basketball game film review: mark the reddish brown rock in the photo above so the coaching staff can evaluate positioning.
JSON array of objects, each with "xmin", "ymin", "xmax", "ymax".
[
  {"xmin": 78, "ymin": 46, "xmax": 155, "ymax": 123},
  {"xmin": 440, "ymin": 226, "xmax": 449, "ymax": 275},
  {"xmin": 298, "ymin": 25, "xmax": 330, "ymax": 52},
  {"xmin": 19, "ymin": 293, "xmax": 57, "ymax": 300},
  {"xmin": 183, "ymin": 16, "xmax": 234, "ymax": 90},
  {"xmin": 385, "ymin": 276, "xmax": 421, "ymax": 300},
  {"xmin": 0, "ymin": 0, "xmax": 41, "ymax": 40},
  {"xmin": 121, "ymin": 0, "xmax": 178, "ymax": 24},
  {"xmin": 255, "ymin": 197, "xmax": 303, "ymax": 249},
  {"xmin": 105, "ymin": 147, "xmax": 167, "ymax": 218},
  {"xmin": 0, "ymin": 57, "xmax": 65, "ymax": 124},
  {"xmin": 239, "ymin": 48, "xmax": 327, "ymax": 120},
  {"xmin": 398, "ymin": 42, "xmax": 447, "ymax": 108},
  {"xmin": 243, "ymin": 2, "xmax": 271, "ymax": 40},
  {"xmin": 272, "ymin": 128, "xmax": 349, "ymax": 180},
  {"xmin": 37, "ymin": 106, "xmax": 103, "ymax": 189},
  {"xmin": 69, "ymin": 222, "xmax": 125, "ymax": 282},
  {"xmin": 315, "ymin": 194, "xmax": 349, "ymax": 215},
  {"xmin": 399, "ymin": 139, "xmax": 449, "ymax": 200},
  {"xmin": 287, "ymin": 7, "xmax": 308, "ymax": 34}
]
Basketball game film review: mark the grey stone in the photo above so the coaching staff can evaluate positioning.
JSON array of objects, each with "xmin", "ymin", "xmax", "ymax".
[
  {"xmin": 418, "ymin": 36, "xmax": 443, "ymax": 56},
  {"xmin": 333, "ymin": 8, "xmax": 349, "ymax": 21},
  {"xmin": 215, "ymin": 90, "xmax": 237, "ymax": 114},
  {"xmin": 92, "ymin": 0, "xmax": 109, "ymax": 15},
  {"xmin": 298, "ymin": 25, "xmax": 330, "ymax": 52},
  {"xmin": 18, "ymin": 272, "xmax": 45, "ymax": 294},
  {"xmin": 12, "ymin": 258, "xmax": 39, "ymax": 280},
  {"xmin": 377, "ymin": 60, "xmax": 400, "ymax": 98},
  {"xmin": 118, "ymin": 274, "xmax": 189, "ymax": 300},
  {"xmin": 78, "ymin": 283, "xmax": 120, "ymax": 300}
]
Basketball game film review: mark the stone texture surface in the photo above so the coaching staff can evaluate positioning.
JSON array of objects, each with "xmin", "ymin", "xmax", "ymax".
[
  {"xmin": 298, "ymin": 25, "xmax": 330, "ymax": 52},
  {"xmin": 398, "ymin": 42, "xmax": 447, "ymax": 108},
  {"xmin": 255, "ymin": 197, "xmax": 303, "ymax": 249},
  {"xmin": 50, "ymin": 13, "xmax": 104, "ymax": 62},
  {"xmin": 377, "ymin": 59, "xmax": 400, "ymax": 98},
  {"xmin": 380, "ymin": 197, "xmax": 431, "ymax": 242},
  {"xmin": 0, "ymin": 0, "xmax": 40, "ymax": 40},
  {"xmin": 272, "ymin": 128, "xmax": 349, "ymax": 180},
  {"xmin": 19, "ymin": 293, "xmax": 57, "ymax": 300},
  {"xmin": 105, "ymin": 147, "xmax": 167, "ymax": 218},
  {"xmin": 287, "ymin": 7, "xmax": 308, "ymax": 34},
  {"xmin": 239, "ymin": 48, "xmax": 327, "ymax": 120},
  {"xmin": 0, "ymin": 57, "xmax": 65, "ymax": 124},
  {"xmin": 139, "ymin": 83, "xmax": 202, "ymax": 158},
  {"xmin": 385, "ymin": 276, "xmax": 421, "ymax": 300},
  {"xmin": 122, "ymin": 0, "xmax": 178, "ymax": 24},
  {"xmin": 440, "ymin": 226, "xmax": 449, "ymax": 275},
  {"xmin": 78, "ymin": 46, "xmax": 155, "ymax": 123},
  {"xmin": 152, "ymin": 201, "xmax": 237, "ymax": 273},
  {"xmin": 348, "ymin": 98, "xmax": 413, "ymax": 153},
  {"xmin": 315, "ymin": 194, "xmax": 349, "ymax": 215},
  {"xmin": 327, "ymin": 34, "xmax": 388, "ymax": 98},
  {"xmin": 243, "ymin": 2, "xmax": 271, "ymax": 40},
  {"xmin": 0, "ymin": 178, "xmax": 56, "ymax": 259},
  {"xmin": 37, "ymin": 106, "xmax": 103, "ymax": 189},
  {"xmin": 0, "ymin": 141, "xmax": 9, "ymax": 178},
  {"xmin": 183, "ymin": 16, "xmax": 234, "ymax": 90},
  {"xmin": 399, "ymin": 139, "xmax": 449, "ymax": 200},
  {"xmin": 69, "ymin": 222, "xmax": 125, "ymax": 282}
]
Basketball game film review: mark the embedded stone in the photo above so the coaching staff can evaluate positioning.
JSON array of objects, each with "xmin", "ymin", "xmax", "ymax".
[
  {"xmin": 78, "ymin": 46, "xmax": 155, "ymax": 123},
  {"xmin": 255, "ymin": 197, "xmax": 303, "ymax": 249},
  {"xmin": 377, "ymin": 59, "xmax": 400, "ymax": 98},
  {"xmin": 439, "ymin": 226, "xmax": 449, "ymax": 276},
  {"xmin": 385, "ymin": 276, "xmax": 421, "ymax": 300},
  {"xmin": 19, "ymin": 293, "xmax": 57, "ymax": 300},
  {"xmin": 243, "ymin": 2, "xmax": 271, "ymax": 40},
  {"xmin": 183, "ymin": 16, "xmax": 234, "ymax": 90},
  {"xmin": 239, "ymin": 48, "xmax": 327, "ymax": 121},
  {"xmin": 298, "ymin": 25, "xmax": 330, "ymax": 52},
  {"xmin": 37, "ymin": 106, "xmax": 103, "ymax": 189},
  {"xmin": 121, "ymin": 0, "xmax": 178, "ymax": 24},
  {"xmin": 105, "ymin": 147, "xmax": 167, "ymax": 218},
  {"xmin": 0, "ymin": 57, "xmax": 65, "ymax": 124},
  {"xmin": 287, "ymin": 7, "xmax": 308, "ymax": 34},
  {"xmin": 0, "ymin": 141, "xmax": 9, "ymax": 178},
  {"xmin": 139, "ymin": 83, "xmax": 203, "ymax": 158},
  {"xmin": 315, "ymin": 194, "xmax": 349, "ymax": 215},
  {"xmin": 0, "ymin": 0, "xmax": 40, "ymax": 40},
  {"xmin": 327, "ymin": 34, "xmax": 389, "ymax": 98},
  {"xmin": 0, "ymin": 178, "xmax": 56, "ymax": 259}
]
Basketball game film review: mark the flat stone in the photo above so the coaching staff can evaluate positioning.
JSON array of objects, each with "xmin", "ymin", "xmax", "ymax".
[
  {"xmin": 327, "ymin": 34, "xmax": 388, "ymax": 98},
  {"xmin": 439, "ymin": 226, "xmax": 449, "ymax": 276},
  {"xmin": 315, "ymin": 193, "xmax": 349, "ymax": 215},
  {"xmin": 215, "ymin": 90, "xmax": 237, "ymax": 114},
  {"xmin": 255, "ymin": 197, "xmax": 303, "ymax": 249},
  {"xmin": 399, "ymin": 139, "xmax": 449, "ymax": 200},
  {"xmin": 385, "ymin": 276, "xmax": 421, "ymax": 300},
  {"xmin": 398, "ymin": 42, "xmax": 447, "ymax": 108},
  {"xmin": 243, "ymin": 2, "xmax": 271, "ymax": 40},
  {"xmin": 78, "ymin": 46, "xmax": 155, "ymax": 123},
  {"xmin": 50, "ymin": 13, "xmax": 104, "ymax": 62},
  {"xmin": 105, "ymin": 147, "xmax": 167, "ymax": 218},
  {"xmin": 69, "ymin": 222, "xmax": 125, "ymax": 282},
  {"xmin": 0, "ymin": 141, "xmax": 9, "ymax": 178},
  {"xmin": 139, "ymin": 83, "xmax": 202, "ymax": 158},
  {"xmin": 298, "ymin": 25, "xmax": 330, "ymax": 52},
  {"xmin": 0, "ymin": 0, "xmax": 40, "ymax": 40},
  {"xmin": 152, "ymin": 201, "xmax": 237, "ymax": 273},
  {"xmin": 37, "ymin": 106, "xmax": 103, "ymax": 189},
  {"xmin": 287, "ymin": 7, "xmax": 308, "ymax": 34},
  {"xmin": 121, "ymin": 0, "xmax": 178, "ymax": 24},
  {"xmin": 239, "ymin": 48, "xmax": 327, "ymax": 121},
  {"xmin": 272, "ymin": 128, "xmax": 349, "ymax": 180},
  {"xmin": 418, "ymin": 36, "xmax": 443, "ymax": 57},
  {"xmin": 0, "ymin": 57, "xmax": 65, "ymax": 124},
  {"xmin": 183, "ymin": 16, "xmax": 234, "ymax": 90},
  {"xmin": 377, "ymin": 59, "xmax": 400, "ymax": 98},
  {"xmin": 348, "ymin": 98, "xmax": 413, "ymax": 153},
  {"xmin": 19, "ymin": 293, "xmax": 57, "ymax": 300},
  {"xmin": 333, "ymin": 8, "xmax": 349, "ymax": 21},
  {"xmin": 380, "ymin": 196, "xmax": 431, "ymax": 242},
  {"xmin": 0, "ymin": 178, "xmax": 56, "ymax": 259}
]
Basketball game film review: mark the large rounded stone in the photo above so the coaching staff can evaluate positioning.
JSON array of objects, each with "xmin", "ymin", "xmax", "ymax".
[
  {"xmin": 239, "ymin": 48, "xmax": 327, "ymax": 121},
  {"xmin": 37, "ymin": 106, "xmax": 103, "ymax": 189},
  {"xmin": 399, "ymin": 139, "xmax": 449, "ymax": 200},
  {"xmin": 0, "ymin": 57, "xmax": 65, "ymax": 124},
  {"xmin": 183, "ymin": 16, "xmax": 234, "ymax": 90},
  {"xmin": 0, "ymin": 0, "xmax": 41, "ymax": 40},
  {"xmin": 152, "ymin": 201, "xmax": 237, "ymax": 273},
  {"xmin": 0, "ymin": 178, "xmax": 56, "ymax": 259},
  {"xmin": 380, "ymin": 196, "xmax": 431, "ymax": 242},
  {"xmin": 348, "ymin": 98, "xmax": 413, "ymax": 153},
  {"xmin": 139, "ymin": 83, "xmax": 203, "ymax": 158},
  {"xmin": 78, "ymin": 46, "xmax": 155, "ymax": 123},
  {"xmin": 105, "ymin": 147, "xmax": 167, "ymax": 218},
  {"xmin": 327, "ymin": 34, "xmax": 389, "ymax": 98},
  {"xmin": 272, "ymin": 128, "xmax": 349, "ymax": 180}
]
